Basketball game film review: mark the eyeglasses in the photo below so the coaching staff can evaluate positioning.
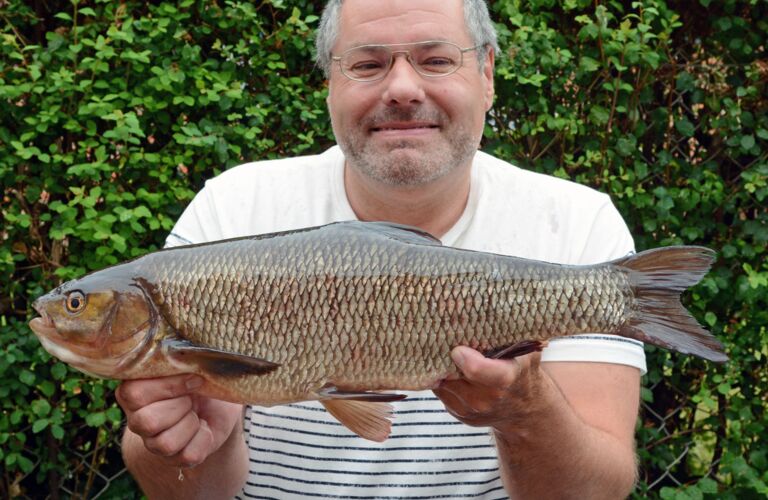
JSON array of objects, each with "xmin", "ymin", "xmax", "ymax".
[{"xmin": 331, "ymin": 40, "xmax": 483, "ymax": 82}]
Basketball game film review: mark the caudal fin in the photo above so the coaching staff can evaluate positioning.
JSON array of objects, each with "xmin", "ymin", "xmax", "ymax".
[{"xmin": 614, "ymin": 246, "xmax": 728, "ymax": 363}]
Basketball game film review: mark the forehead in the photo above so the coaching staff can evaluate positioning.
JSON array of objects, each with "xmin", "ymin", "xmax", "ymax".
[{"xmin": 336, "ymin": 0, "xmax": 468, "ymax": 49}]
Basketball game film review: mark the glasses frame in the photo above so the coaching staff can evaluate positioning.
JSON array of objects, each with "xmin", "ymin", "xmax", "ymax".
[{"xmin": 331, "ymin": 40, "xmax": 484, "ymax": 82}]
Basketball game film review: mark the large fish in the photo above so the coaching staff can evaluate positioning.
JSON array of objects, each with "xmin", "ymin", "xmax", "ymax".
[{"xmin": 29, "ymin": 221, "xmax": 727, "ymax": 441}]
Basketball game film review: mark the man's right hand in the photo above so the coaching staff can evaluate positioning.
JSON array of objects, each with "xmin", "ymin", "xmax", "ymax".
[{"xmin": 116, "ymin": 375, "xmax": 244, "ymax": 469}]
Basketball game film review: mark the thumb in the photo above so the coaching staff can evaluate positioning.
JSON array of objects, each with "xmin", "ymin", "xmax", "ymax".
[{"xmin": 451, "ymin": 346, "xmax": 520, "ymax": 387}]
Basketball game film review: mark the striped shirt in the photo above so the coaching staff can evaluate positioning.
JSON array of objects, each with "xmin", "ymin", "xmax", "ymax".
[
  {"xmin": 237, "ymin": 392, "xmax": 508, "ymax": 500},
  {"xmin": 167, "ymin": 146, "xmax": 647, "ymax": 498}
]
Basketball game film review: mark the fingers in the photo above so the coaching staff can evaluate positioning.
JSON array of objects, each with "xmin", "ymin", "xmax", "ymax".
[
  {"xmin": 126, "ymin": 397, "xmax": 194, "ymax": 437},
  {"xmin": 116, "ymin": 374, "xmax": 203, "ymax": 412},
  {"xmin": 176, "ymin": 420, "xmax": 215, "ymax": 468},
  {"xmin": 434, "ymin": 346, "xmax": 545, "ymax": 428},
  {"xmin": 143, "ymin": 414, "xmax": 215, "ymax": 468},
  {"xmin": 116, "ymin": 375, "xmax": 217, "ymax": 468}
]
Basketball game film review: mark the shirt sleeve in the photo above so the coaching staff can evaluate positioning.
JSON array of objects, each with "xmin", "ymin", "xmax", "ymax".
[
  {"xmin": 164, "ymin": 184, "xmax": 224, "ymax": 248},
  {"xmin": 541, "ymin": 195, "xmax": 647, "ymax": 374}
]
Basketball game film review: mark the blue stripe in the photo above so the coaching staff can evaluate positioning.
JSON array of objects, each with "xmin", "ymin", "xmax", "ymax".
[
  {"xmin": 250, "ymin": 471, "xmax": 501, "ymax": 488},
  {"xmin": 249, "ymin": 422, "xmax": 489, "ymax": 440},
  {"xmin": 250, "ymin": 408, "xmax": 462, "ymax": 427},
  {"xmin": 550, "ymin": 334, "xmax": 643, "ymax": 346},
  {"xmin": 248, "ymin": 458, "xmax": 499, "ymax": 476},
  {"xmin": 242, "ymin": 483, "xmax": 507, "ymax": 499},
  {"xmin": 250, "ymin": 434, "xmax": 493, "ymax": 451},
  {"xmin": 248, "ymin": 446, "xmax": 497, "ymax": 464}
]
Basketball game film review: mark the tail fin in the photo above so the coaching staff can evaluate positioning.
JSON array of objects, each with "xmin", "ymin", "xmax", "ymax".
[{"xmin": 614, "ymin": 246, "xmax": 728, "ymax": 363}]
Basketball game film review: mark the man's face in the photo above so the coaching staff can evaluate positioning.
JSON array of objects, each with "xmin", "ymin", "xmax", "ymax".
[{"xmin": 327, "ymin": 0, "xmax": 495, "ymax": 187}]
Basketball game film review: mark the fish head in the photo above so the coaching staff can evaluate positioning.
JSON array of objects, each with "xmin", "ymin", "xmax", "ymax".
[{"xmin": 29, "ymin": 271, "xmax": 155, "ymax": 378}]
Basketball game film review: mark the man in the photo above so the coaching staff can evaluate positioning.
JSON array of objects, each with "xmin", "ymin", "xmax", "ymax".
[{"xmin": 117, "ymin": 1, "xmax": 645, "ymax": 498}]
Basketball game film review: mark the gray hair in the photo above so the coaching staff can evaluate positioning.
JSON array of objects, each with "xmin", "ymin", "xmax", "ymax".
[{"xmin": 315, "ymin": 0, "xmax": 500, "ymax": 78}]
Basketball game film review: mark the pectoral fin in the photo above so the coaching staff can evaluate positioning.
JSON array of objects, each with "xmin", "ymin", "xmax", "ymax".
[
  {"xmin": 320, "ymin": 399, "xmax": 397, "ymax": 442},
  {"xmin": 163, "ymin": 339, "xmax": 279, "ymax": 377}
]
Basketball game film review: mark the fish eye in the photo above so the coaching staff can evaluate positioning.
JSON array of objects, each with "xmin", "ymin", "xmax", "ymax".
[{"xmin": 65, "ymin": 291, "xmax": 87, "ymax": 314}]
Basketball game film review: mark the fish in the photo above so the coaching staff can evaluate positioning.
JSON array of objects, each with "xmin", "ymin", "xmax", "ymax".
[{"xmin": 28, "ymin": 221, "xmax": 727, "ymax": 441}]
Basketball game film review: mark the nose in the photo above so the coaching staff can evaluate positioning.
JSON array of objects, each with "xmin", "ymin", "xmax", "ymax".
[{"xmin": 381, "ymin": 54, "xmax": 426, "ymax": 106}]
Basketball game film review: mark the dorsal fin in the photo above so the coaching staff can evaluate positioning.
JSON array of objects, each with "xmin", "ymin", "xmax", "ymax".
[{"xmin": 350, "ymin": 221, "xmax": 443, "ymax": 246}]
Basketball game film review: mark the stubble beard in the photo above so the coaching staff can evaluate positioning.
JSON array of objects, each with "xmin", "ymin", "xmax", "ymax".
[{"xmin": 338, "ymin": 108, "xmax": 480, "ymax": 187}]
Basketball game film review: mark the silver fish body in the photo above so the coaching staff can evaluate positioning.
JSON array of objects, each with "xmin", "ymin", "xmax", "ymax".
[{"xmin": 29, "ymin": 221, "xmax": 727, "ymax": 440}]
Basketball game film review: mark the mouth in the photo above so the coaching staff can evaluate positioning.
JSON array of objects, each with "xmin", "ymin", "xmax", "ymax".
[
  {"xmin": 29, "ymin": 311, "xmax": 57, "ymax": 338},
  {"xmin": 370, "ymin": 122, "xmax": 440, "ymax": 134}
]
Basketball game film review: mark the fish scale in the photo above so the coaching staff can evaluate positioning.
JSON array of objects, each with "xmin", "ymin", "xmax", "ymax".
[{"xmin": 29, "ymin": 221, "xmax": 727, "ymax": 440}]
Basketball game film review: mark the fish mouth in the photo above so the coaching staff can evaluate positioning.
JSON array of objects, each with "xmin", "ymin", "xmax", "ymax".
[
  {"xmin": 28, "ymin": 310, "xmax": 114, "ymax": 377},
  {"xmin": 29, "ymin": 311, "xmax": 57, "ymax": 339}
]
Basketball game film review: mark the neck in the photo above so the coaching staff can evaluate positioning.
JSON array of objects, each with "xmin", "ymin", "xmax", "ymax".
[{"xmin": 343, "ymin": 162, "xmax": 472, "ymax": 239}]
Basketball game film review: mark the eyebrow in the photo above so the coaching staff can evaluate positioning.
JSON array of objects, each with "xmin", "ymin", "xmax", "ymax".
[{"xmin": 342, "ymin": 38, "xmax": 454, "ymax": 49}]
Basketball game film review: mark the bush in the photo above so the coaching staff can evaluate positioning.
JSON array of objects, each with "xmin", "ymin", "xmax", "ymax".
[{"xmin": 1, "ymin": 0, "xmax": 765, "ymax": 497}]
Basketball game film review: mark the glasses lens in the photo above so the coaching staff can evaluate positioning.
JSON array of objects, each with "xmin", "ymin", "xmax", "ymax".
[
  {"xmin": 339, "ymin": 42, "xmax": 464, "ymax": 81},
  {"xmin": 342, "ymin": 46, "xmax": 391, "ymax": 81},
  {"xmin": 411, "ymin": 42, "xmax": 461, "ymax": 76}
]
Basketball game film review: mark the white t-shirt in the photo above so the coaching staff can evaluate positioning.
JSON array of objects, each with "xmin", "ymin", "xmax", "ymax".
[{"xmin": 167, "ymin": 146, "xmax": 646, "ymax": 499}]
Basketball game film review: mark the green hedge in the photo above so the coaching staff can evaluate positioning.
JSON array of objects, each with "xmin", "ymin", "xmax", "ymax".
[{"xmin": 1, "ymin": 0, "xmax": 765, "ymax": 497}]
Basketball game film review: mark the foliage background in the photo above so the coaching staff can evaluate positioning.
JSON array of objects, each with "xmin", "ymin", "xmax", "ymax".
[{"xmin": 1, "ymin": 0, "xmax": 765, "ymax": 498}]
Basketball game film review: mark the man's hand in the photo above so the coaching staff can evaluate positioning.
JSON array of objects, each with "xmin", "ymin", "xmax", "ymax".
[
  {"xmin": 434, "ymin": 345, "xmax": 640, "ymax": 499},
  {"xmin": 116, "ymin": 375, "xmax": 243, "ymax": 469},
  {"xmin": 433, "ymin": 346, "xmax": 550, "ymax": 429}
]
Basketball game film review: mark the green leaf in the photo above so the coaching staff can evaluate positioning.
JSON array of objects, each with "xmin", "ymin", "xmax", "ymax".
[
  {"xmin": 696, "ymin": 477, "xmax": 718, "ymax": 494},
  {"xmin": 17, "ymin": 455, "xmax": 34, "ymax": 473},
  {"xmin": 20, "ymin": 370, "xmax": 36, "ymax": 386},
  {"xmin": 32, "ymin": 419, "xmax": 49, "ymax": 433},
  {"xmin": 675, "ymin": 72, "xmax": 696, "ymax": 92},
  {"xmin": 133, "ymin": 205, "xmax": 152, "ymax": 218},
  {"xmin": 39, "ymin": 380, "xmax": 56, "ymax": 398},
  {"xmin": 31, "ymin": 399, "xmax": 51, "ymax": 417},
  {"xmin": 86, "ymin": 412, "xmax": 107, "ymax": 427},
  {"xmin": 51, "ymin": 425, "xmax": 65, "ymax": 440},
  {"xmin": 617, "ymin": 136, "xmax": 637, "ymax": 157},
  {"xmin": 579, "ymin": 56, "xmax": 600, "ymax": 73},
  {"xmin": 589, "ymin": 106, "xmax": 610, "ymax": 125},
  {"xmin": 675, "ymin": 118, "xmax": 695, "ymax": 137},
  {"xmin": 705, "ymin": 312, "xmax": 717, "ymax": 327},
  {"xmin": 51, "ymin": 363, "xmax": 68, "ymax": 380},
  {"xmin": 10, "ymin": 410, "xmax": 23, "ymax": 425},
  {"xmin": 106, "ymin": 406, "xmax": 123, "ymax": 424},
  {"xmin": 741, "ymin": 134, "xmax": 756, "ymax": 150}
]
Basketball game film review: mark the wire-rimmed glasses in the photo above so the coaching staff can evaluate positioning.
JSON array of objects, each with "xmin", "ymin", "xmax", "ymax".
[{"xmin": 331, "ymin": 40, "xmax": 483, "ymax": 82}]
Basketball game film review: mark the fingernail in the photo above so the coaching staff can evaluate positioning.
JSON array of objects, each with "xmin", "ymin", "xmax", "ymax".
[
  {"xmin": 451, "ymin": 348, "xmax": 466, "ymax": 369},
  {"xmin": 186, "ymin": 376, "xmax": 204, "ymax": 391},
  {"xmin": 199, "ymin": 419, "xmax": 210, "ymax": 433}
]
